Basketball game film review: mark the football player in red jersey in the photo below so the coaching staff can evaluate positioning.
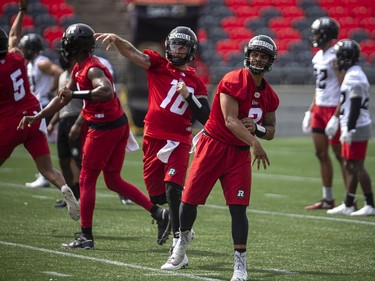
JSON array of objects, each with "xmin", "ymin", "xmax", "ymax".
[
  {"xmin": 18, "ymin": 23, "xmax": 170, "ymax": 249},
  {"xmin": 95, "ymin": 27, "xmax": 210, "ymax": 254},
  {"xmin": 166, "ymin": 35, "xmax": 279, "ymax": 279},
  {"xmin": 0, "ymin": 0, "xmax": 79, "ymax": 222}
]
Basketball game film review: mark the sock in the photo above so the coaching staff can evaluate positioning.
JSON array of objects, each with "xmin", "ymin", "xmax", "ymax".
[
  {"xmin": 322, "ymin": 186, "xmax": 333, "ymax": 201},
  {"xmin": 344, "ymin": 193, "xmax": 356, "ymax": 207},
  {"xmin": 364, "ymin": 193, "xmax": 374, "ymax": 207},
  {"xmin": 235, "ymin": 248, "xmax": 246, "ymax": 253},
  {"xmin": 81, "ymin": 227, "xmax": 93, "ymax": 240}
]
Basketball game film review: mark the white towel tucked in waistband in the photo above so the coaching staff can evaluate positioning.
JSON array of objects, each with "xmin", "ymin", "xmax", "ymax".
[
  {"xmin": 190, "ymin": 129, "xmax": 204, "ymax": 154},
  {"xmin": 157, "ymin": 140, "xmax": 180, "ymax": 163},
  {"xmin": 126, "ymin": 131, "xmax": 140, "ymax": 152}
]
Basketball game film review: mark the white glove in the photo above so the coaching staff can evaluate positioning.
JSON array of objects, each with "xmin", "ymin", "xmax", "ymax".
[
  {"xmin": 340, "ymin": 127, "xmax": 356, "ymax": 145},
  {"xmin": 325, "ymin": 116, "xmax": 339, "ymax": 139},
  {"xmin": 302, "ymin": 111, "xmax": 312, "ymax": 133}
]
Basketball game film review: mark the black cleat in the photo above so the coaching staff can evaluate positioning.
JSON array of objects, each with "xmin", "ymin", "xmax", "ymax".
[
  {"xmin": 153, "ymin": 208, "xmax": 171, "ymax": 245},
  {"xmin": 55, "ymin": 199, "xmax": 67, "ymax": 208}
]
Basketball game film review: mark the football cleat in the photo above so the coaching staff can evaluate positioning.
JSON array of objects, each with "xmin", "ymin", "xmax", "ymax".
[
  {"xmin": 119, "ymin": 194, "xmax": 133, "ymax": 205},
  {"xmin": 327, "ymin": 203, "xmax": 355, "ymax": 215},
  {"xmin": 161, "ymin": 253, "xmax": 189, "ymax": 270},
  {"xmin": 152, "ymin": 208, "xmax": 171, "ymax": 245},
  {"xmin": 231, "ymin": 251, "xmax": 247, "ymax": 281},
  {"xmin": 61, "ymin": 235, "xmax": 94, "ymax": 249},
  {"xmin": 62, "ymin": 185, "xmax": 80, "ymax": 221},
  {"xmin": 304, "ymin": 199, "xmax": 335, "ymax": 210},
  {"xmin": 55, "ymin": 199, "xmax": 67, "ymax": 208},
  {"xmin": 170, "ymin": 229, "xmax": 195, "ymax": 266},
  {"xmin": 350, "ymin": 204, "xmax": 375, "ymax": 216},
  {"xmin": 25, "ymin": 173, "xmax": 50, "ymax": 188}
]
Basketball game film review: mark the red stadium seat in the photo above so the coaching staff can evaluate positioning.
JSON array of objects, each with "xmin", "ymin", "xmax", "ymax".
[{"xmin": 43, "ymin": 26, "xmax": 65, "ymax": 48}]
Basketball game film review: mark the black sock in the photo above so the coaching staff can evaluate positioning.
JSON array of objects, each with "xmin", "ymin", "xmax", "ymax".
[
  {"xmin": 235, "ymin": 249, "xmax": 246, "ymax": 253},
  {"xmin": 344, "ymin": 193, "xmax": 356, "ymax": 207},
  {"xmin": 364, "ymin": 193, "xmax": 374, "ymax": 207},
  {"xmin": 82, "ymin": 227, "xmax": 93, "ymax": 240}
]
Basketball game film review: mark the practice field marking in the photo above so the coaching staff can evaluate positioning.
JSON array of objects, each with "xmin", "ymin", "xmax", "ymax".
[
  {"xmin": 0, "ymin": 241, "xmax": 222, "ymax": 281},
  {"xmin": 1, "ymin": 181, "xmax": 374, "ymax": 226},
  {"xmin": 42, "ymin": 271, "xmax": 71, "ymax": 277},
  {"xmin": 206, "ymin": 204, "xmax": 375, "ymax": 226}
]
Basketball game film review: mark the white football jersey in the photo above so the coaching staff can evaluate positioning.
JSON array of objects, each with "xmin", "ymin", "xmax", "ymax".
[
  {"xmin": 312, "ymin": 47, "xmax": 341, "ymax": 106},
  {"xmin": 27, "ymin": 54, "xmax": 54, "ymax": 107},
  {"xmin": 339, "ymin": 65, "xmax": 371, "ymax": 129}
]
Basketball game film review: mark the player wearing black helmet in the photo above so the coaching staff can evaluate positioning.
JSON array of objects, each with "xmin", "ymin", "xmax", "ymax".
[
  {"xmin": 303, "ymin": 17, "xmax": 346, "ymax": 211},
  {"xmin": 18, "ymin": 23, "xmax": 170, "ymax": 249},
  {"xmin": 326, "ymin": 39, "xmax": 374, "ymax": 216},
  {"xmin": 19, "ymin": 32, "xmax": 63, "ymax": 189},
  {"xmin": 95, "ymin": 27, "xmax": 210, "ymax": 266},
  {"xmin": 167, "ymin": 34, "xmax": 279, "ymax": 280}
]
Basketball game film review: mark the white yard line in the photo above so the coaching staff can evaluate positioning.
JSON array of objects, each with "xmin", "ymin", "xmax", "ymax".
[{"xmin": 0, "ymin": 241, "xmax": 221, "ymax": 281}]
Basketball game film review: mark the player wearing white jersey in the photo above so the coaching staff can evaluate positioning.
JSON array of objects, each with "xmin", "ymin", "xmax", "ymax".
[
  {"xmin": 302, "ymin": 17, "xmax": 347, "ymax": 210},
  {"xmin": 326, "ymin": 39, "xmax": 374, "ymax": 216},
  {"xmin": 19, "ymin": 33, "xmax": 63, "ymax": 188}
]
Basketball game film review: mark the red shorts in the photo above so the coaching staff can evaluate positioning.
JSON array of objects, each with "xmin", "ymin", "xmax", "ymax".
[
  {"xmin": 0, "ymin": 109, "xmax": 50, "ymax": 160},
  {"xmin": 182, "ymin": 134, "xmax": 252, "ymax": 206},
  {"xmin": 312, "ymin": 105, "xmax": 340, "ymax": 144},
  {"xmin": 82, "ymin": 124, "xmax": 129, "ymax": 172},
  {"xmin": 142, "ymin": 136, "xmax": 190, "ymax": 197},
  {"xmin": 342, "ymin": 141, "xmax": 368, "ymax": 160}
]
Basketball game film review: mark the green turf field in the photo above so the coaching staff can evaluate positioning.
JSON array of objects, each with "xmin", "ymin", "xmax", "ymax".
[{"xmin": 1, "ymin": 136, "xmax": 374, "ymax": 281}]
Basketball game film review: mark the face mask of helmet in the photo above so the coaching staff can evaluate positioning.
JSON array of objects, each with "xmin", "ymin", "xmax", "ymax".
[
  {"xmin": 244, "ymin": 35, "xmax": 277, "ymax": 75},
  {"xmin": 165, "ymin": 26, "xmax": 198, "ymax": 66}
]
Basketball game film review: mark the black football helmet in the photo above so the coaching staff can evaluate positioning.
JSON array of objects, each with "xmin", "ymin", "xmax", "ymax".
[
  {"xmin": 61, "ymin": 23, "xmax": 95, "ymax": 60},
  {"xmin": 19, "ymin": 33, "xmax": 44, "ymax": 60},
  {"xmin": 309, "ymin": 17, "xmax": 339, "ymax": 48},
  {"xmin": 333, "ymin": 39, "xmax": 360, "ymax": 71},
  {"xmin": 165, "ymin": 26, "xmax": 198, "ymax": 66},
  {"xmin": 244, "ymin": 35, "xmax": 277, "ymax": 74},
  {"xmin": 0, "ymin": 28, "xmax": 8, "ymax": 58}
]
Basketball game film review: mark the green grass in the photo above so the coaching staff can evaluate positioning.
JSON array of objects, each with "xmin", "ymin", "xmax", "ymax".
[{"xmin": 1, "ymin": 136, "xmax": 374, "ymax": 281}]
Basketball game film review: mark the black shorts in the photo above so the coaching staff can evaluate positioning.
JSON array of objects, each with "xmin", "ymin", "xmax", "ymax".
[{"xmin": 57, "ymin": 115, "xmax": 82, "ymax": 164}]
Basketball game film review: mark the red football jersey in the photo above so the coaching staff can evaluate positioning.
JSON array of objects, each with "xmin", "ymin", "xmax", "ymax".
[
  {"xmin": 72, "ymin": 55, "xmax": 124, "ymax": 123},
  {"xmin": 0, "ymin": 52, "xmax": 39, "ymax": 117},
  {"xmin": 143, "ymin": 49, "xmax": 208, "ymax": 145},
  {"xmin": 205, "ymin": 68, "xmax": 279, "ymax": 146}
]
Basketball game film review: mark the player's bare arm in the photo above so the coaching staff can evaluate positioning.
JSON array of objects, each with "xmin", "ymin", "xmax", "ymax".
[
  {"xmin": 220, "ymin": 93, "xmax": 270, "ymax": 169},
  {"xmin": 261, "ymin": 112, "xmax": 276, "ymax": 140},
  {"xmin": 17, "ymin": 96, "xmax": 68, "ymax": 130},
  {"xmin": 8, "ymin": 0, "xmax": 28, "ymax": 51},
  {"xmin": 38, "ymin": 60, "xmax": 63, "ymax": 92},
  {"xmin": 94, "ymin": 33, "xmax": 151, "ymax": 69}
]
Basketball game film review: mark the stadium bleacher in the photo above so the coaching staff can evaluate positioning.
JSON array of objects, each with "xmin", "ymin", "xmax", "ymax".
[{"xmin": 0, "ymin": 0, "xmax": 374, "ymax": 85}]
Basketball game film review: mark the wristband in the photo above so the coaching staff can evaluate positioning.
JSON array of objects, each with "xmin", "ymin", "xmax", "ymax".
[
  {"xmin": 255, "ymin": 124, "xmax": 267, "ymax": 138},
  {"xmin": 72, "ymin": 90, "xmax": 92, "ymax": 100}
]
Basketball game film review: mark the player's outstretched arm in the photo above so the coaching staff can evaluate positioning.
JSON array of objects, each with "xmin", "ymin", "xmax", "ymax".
[
  {"xmin": 94, "ymin": 33, "xmax": 151, "ymax": 70},
  {"xmin": 8, "ymin": 0, "xmax": 28, "ymax": 50}
]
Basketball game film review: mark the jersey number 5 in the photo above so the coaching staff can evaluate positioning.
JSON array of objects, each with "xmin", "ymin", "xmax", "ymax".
[{"xmin": 10, "ymin": 69, "xmax": 26, "ymax": 101}]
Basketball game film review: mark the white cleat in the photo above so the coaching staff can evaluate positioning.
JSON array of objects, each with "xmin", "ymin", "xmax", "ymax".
[
  {"xmin": 169, "ymin": 229, "xmax": 195, "ymax": 267},
  {"xmin": 161, "ymin": 254, "xmax": 189, "ymax": 270},
  {"xmin": 25, "ymin": 173, "xmax": 50, "ymax": 188},
  {"xmin": 351, "ymin": 204, "xmax": 375, "ymax": 216},
  {"xmin": 230, "ymin": 251, "xmax": 248, "ymax": 281},
  {"xmin": 62, "ymin": 185, "xmax": 80, "ymax": 221},
  {"xmin": 327, "ymin": 203, "xmax": 355, "ymax": 215}
]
